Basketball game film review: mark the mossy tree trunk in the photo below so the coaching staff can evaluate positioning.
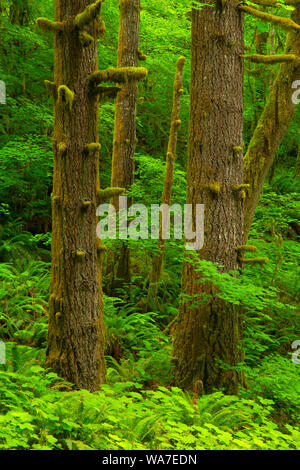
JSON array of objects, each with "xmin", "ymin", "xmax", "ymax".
[
  {"xmin": 147, "ymin": 57, "xmax": 185, "ymax": 305},
  {"xmin": 38, "ymin": 0, "xmax": 107, "ymax": 391},
  {"xmin": 106, "ymin": 0, "xmax": 143, "ymax": 297},
  {"xmin": 37, "ymin": 0, "xmax": 146, "ymax": 391},
  {"xmin": 172, "ymin": 1, "xmax": 245, "ymax": 394},
  {"xmin": 243, "ymin": 4, "xmax": 300, "ymax": 239}
]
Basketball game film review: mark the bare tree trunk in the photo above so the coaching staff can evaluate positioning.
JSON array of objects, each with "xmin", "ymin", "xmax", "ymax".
[
  {"xmin": 172, "ymin": 1, "xmax": 245, "ymax": 394},
  {"xmin": 147, "ymin": 56, "xmax": 185, "ymax": 305}
]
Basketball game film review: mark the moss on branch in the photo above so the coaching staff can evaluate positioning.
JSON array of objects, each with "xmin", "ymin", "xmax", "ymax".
[
  {"xmin": 57, "ymin": 85, "xmax": 75, "ymax": 111},
  {"xmin": 97, "ymin": 187, "xmax": 125, "ymax": 203},
  {"xmin": 89, "ymin": 67, "xmax": 148, "ymax": 86},
  {"xmin": 235, "ymin": 245, "xmax": 258, "ymax": 253},
  {"xmin": 74, "ymin": 0, "xmax": 104, "ymax": 29},
  {"xmin": 242, "ymin": 257, "xmax": 269, "ymax": 265},
  {"xmin": 84, "ymin": 143, "xmax": 101, "ymax": 156},
  {"xmin": 37, "ymin": 17, "xmax": 64, "ymax": 33},
  {"xmin": 246, "ymin": 0, "xmax": 300, "ymax": 6},
  {"xmin": 238, "ymin": 5, "xmax": 300, "ymax": 33},
  {"xmin": 241, "ymin": 54, "xmax": 299, "ymax": 65}
]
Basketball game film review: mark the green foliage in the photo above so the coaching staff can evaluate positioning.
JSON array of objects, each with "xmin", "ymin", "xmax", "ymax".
[
  {"xmin": 0, "ymin": 0, "xmax": 299, "ymax": 452},
  {"xmin": 0, "ymin": 352, "xmax": 299, "ymax": 450}
]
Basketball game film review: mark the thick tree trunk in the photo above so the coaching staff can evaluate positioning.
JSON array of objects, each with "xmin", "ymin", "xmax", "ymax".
[
  {"xmin": 244, "ymin": 5, "xmax": 300, "ymax": 239},
  {"xmin": 172, "ymin": 1, "xmax": 245, "ymax": 394},
  {"xmin": 148, "ymin": 57, "xmax": 185, "ymax": 304},
  {"xmin": 41, "ymin": 0, "xmax": 106, "ymax": 391},
  {"xmin": 106, "ymin": 0, "xmax": 142, "ymax": 296}
]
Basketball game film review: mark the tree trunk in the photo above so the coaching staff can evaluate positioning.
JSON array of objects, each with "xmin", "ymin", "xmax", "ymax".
[
  {"xmin": 244, "ymin": 5, "xmax": 300, "ymax": 239},
  {"xmin": 106, "ymin": 0, "xmax": 143, "ymax": 297},
  {"xmin": 39, "ymin": 0, "xmax": 106, "ymax": 391},
  {"xmin": 172, "ymin": 1, "xmax": 245, "ymax": 394},
  {"xmin": 148, "ymin": 56, "xmax": 185, "ymax": 304}
]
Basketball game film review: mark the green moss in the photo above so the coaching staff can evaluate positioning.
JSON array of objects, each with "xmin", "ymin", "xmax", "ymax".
[
  {"xmin": 36, "ymin": 17, "xmax": 64, "ymax": 33},
  {"xmin": 51, "ymin": 195, "xmax": 61, "ymax": 204},
  {"xmin": 208, "ymin": 181, "xmax": 221, "ymax": 194},
  {"xmin": 76, "ymin": 251, "xmax": 86, "ymax": 258},
  {"xmin": 233, "ymin": 146, "xmax": 243, "ymax": 155},
  {"xmin": 241, "ymin": 54, "xmax": 297, "ymax": 65},
  {"xmin": 55, "ymin": 312, "xmax": 62, "ymax": 321},
  {"xmin": 74, "ymin": 0, "xmax": 103, "ymax": 29},
  {"xmin": 235, "ymin": 245, "xmax": 258, "ymax": 252},
  {"xmin": 233, "ymin": 184, "xmax": 250, "ymax": 191},
  {"xmin": 243, "ymin": 257, "xmax": 269, "ymax": 265},
  {"xmin": 57, "ymin": 142, "xmax": 67, "ymax": 157},
  {"xmin": 89, "ymin": 67, "xmax": 148, "ymax": 86},
  {"xmin": 79, "ymin": 31, "xmax": 94, "ymax": 47},
  {"xmin": 97, "ymin": 187, "xmax": 125, "ymax": 202},
  {"xmin": 57, "ymin": 85, "xmax": 75, "ymax": 111},
  {"xmin": 82, "ymin": 201, "xmax": 92, "ymax": 209},
  {"xmin": 84, "ymin": 143, "xmax": 101, "ymax": 155},
  {"xmin": 239, "ymin": 5, "xmax": 300, "ymax": 33}
]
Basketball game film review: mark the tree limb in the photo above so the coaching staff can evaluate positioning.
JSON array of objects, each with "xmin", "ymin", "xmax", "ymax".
[
  {"xmin": 241, "ymin": 53, "xmax": 299, "ymax": 64},
  {"xmin": 89, "ymin": 67, "xmax": 147, "ymax": 86},
  {"xmin": 238, "ymin": 5, "xmax": 300, "ymax": 32},
  {"xmin": 74, "ymin": 0, "xmax": 104, "ymax": 29}
]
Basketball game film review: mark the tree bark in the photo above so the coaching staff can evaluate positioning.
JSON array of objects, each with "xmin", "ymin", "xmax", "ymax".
[
  {"xmin": 244, "ymin": 4, "xmax": 300, "ymax": 239},
  {"xmin": 148, "ymin": 56, "xmax": 185, "ymax": 304},
  {"xmin": 41, "ymin": 0, "xmax": 106, "ymax": 391},
  {"xmin": 106, "ymin": 0, "xmax": 143, "ymax": 296},
  {"xmin": 172, "ymin": 1, "xmax": 245, "ymax": 394}
]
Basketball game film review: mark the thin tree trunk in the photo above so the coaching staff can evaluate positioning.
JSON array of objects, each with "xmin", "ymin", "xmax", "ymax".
[
  {"xmin": 9, "ymin": 0, "xmax": 30, "ymax": 26},
  {"xmin": 38, "ymin": 0, "xmax": 106, "ymax": 391},
  {"xmin": 106, "ymin": 0, "xmax": 143, "ymax": 297},
  {"xmin": 148, "ymin": 56, "xmax": 185, "ymax": 304},
  {"xmin": 244, "ymin": 5, "xmax": 300, "ymax": 238},
  {"xmin": 172, "ymin": 1, "xmax": 245, "ymax": 394}
]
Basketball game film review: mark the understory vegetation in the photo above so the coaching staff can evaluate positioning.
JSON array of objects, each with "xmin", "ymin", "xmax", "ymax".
[{"xmin": 0, "ymin": 0, "xmax": 299, "ymax": 451}]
